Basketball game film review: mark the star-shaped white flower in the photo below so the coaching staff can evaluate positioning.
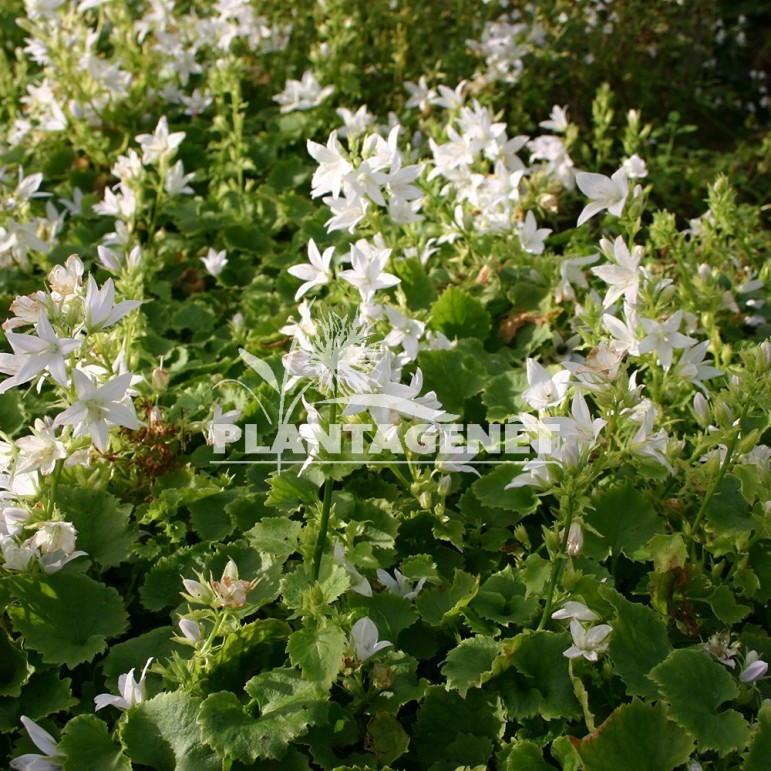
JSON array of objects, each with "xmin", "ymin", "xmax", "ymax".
[
  {"xmin": 135, "ymin": 116, "xmax": 185, "ymax": 166},
  {"xmin": 591, "ymin": 236, "xmax": 642, "ymax": 308},
  {"xmin": 94, "ymin": 658, "xmax": 153, "ymax": 711},
  {"xmin": 523, "ymin": 358, "xmax": 570, "ymax": 410},
  {"xmin": 563, "ymin": 619, "xmax": 612, "ymax": 661},
  {"xmin": 349, "ymin": 617, "xmax": 392, "ymax": 661},
  {"xmin": 54, "ymin": 370, "xmax": 140, "ymax": 453},
  {"xmin": 518, "ymin": 210, "xmax": 551, "ymax": 255},
  {"xmin": 288, "ymin": 239, "xmax": 334, "ymax": 300},
  {"xmin": 575, "ymin": 168, "xmax": 629, "ymax": 226},
  {"xmin": 637, "ymin": 311, "xmax": 696, "ymax": 371}
]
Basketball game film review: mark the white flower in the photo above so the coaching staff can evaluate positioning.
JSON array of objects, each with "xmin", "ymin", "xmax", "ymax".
[
  {"xmin": 672, "ymin": 341, "xmax": 722, "ymax": 392},
  {"xmin": 622, "ymin": 154, "xmax": 648, "ymax": 179},
  {"xmin": 517, "ymin": 210, "xmax": 551, "ymax": 255},
  {"xmin": 383, "ymin": 306, "xmax": 425, "ymax": 361},
  {"xmin": 84, "ymin": 275, "xmax": 141, "ymax": 331},
  {"xmin": 164, "ymin": 160, "xmax": 195, "ymax": 195},
  {"xmin": 9, "ymin": 715, "xmax": 63, "ymax": 771},
  {"xmin": 637, "ymin": 311, "xmax": 697, "ymax": 371},
  {"xmin": 740, "ymin": 651, "xmax": 768, "ymax": 683},
  {"xmin": 1, "ymin": 538, "xmax": 38, "ymax": 572},
  {"xmin": 334, "ymin": 542, "xmax": 372, "ymax": 596},
  {"xmin": 28, "ymin": 521, "xmax": 77, "ymax": 554},
  {"xmin": 273, "ymin": 70, "xmax": 333, "ymax": 113},
  {"xmin": 178, "ymin": 618, "xmax": 201, "ymax": 644},
  {"xmin": 15, "ymin": 418, "xmax": 67, "ymax": 475},
  {"xmin": 54, "ymin": 371, "xmax": 140, "ymax": 453},
  {"xmin": 200, "ymin": 248, "xmax": 228, "ymax": 277},
  {"xmin": 563, "ymin": 619, "xmax": 612, "ymax": 661},
  {"xmin": 591, "ymin": 236, "xmax": 642, "ymax": 308},
  {"xmin": 206, "ymin": 405, "xmax": 242, "ymax": 448},
  {"xmin": 135, "ymin": 116, "xmax": 185, "ymax": 165},
  {"xmin": 539, "ymin": 104, "xmax": 569, "ymax": 133},
  {"xmin": 349, "ymin": 617, "xmax": 392, "ymax": 661},
  {"xmin": 94, "ymin": 658, "xmax": 153, "ymax": 711},
  {"xmin": 339, "ymin": 241, "xmax": 400, "ymax": 302},
  {"xmin": 288, "ymin": 239, "xmax": 334, "ymax": 299},
  {"xmin": 555, "ymin": 253, "xmax": 598, "ymax": 302},
  {"xmin": 307, "ymin": 131, "xmax": 352, "ymax": 199},
  {"xmin": 552, "ymin": 601, "xmax": 599, "ymax": 622},
  {"xmin": 523, "ymin": 358, "xmax": 570, "ymax": 410},
  {"xmin": 376, "ymin": 568, "xmax": 426, "ymax": 599},
  {"xmin": 575, "ymin": 168, "xmax": 629, "ymax": 226},
  {"xmin": 4, "ymin": 311, "xmax": 81, "ymax": 389},
  {"xmin": 1, "ymin": 507, "xmax": 29, "ymax": 538}
]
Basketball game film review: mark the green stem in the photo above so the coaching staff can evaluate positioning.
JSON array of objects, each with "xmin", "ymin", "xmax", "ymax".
[
  {"xmin": 312, "ymin": 401, "xmax": 338, "ymax": 582},
  {"xmin": 689, "ymin": 400, "xmax": 750, "ymax": 544},
  {"xmin": 45, "ymin": 460, "xmax": 64, "ymax": 519},
  {"xmin": 536, "ymin": 498, "xmax": 575, "ymax": 631},
  {"xmin": 200, "ymin": 611, "xmax": 226, "ymax": 655}
]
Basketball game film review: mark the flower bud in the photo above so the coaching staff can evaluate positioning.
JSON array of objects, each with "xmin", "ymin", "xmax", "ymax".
[
  {"xmin": 566, "ymin": 522, "xmax": 584, "ymax": 557},
  {"xmin": 740, "ymin": 651, "xmax": 768, "ymax": 683},
  {"xmin": 28, "ymin": 521, "xmax": 77, "ymax": 554},
  {"xmin": 713, "ymin": 400, "xmax": 734, "ymax": 428},
  {"xmin": 151, "ymin": 365, "xmax": 169, "ymax": 392},
  {"xmin": 419, "ymin": 492, "xmax": 432, "ymax": 510},
  {"xmin": 759, "ymin": 341, "xmax": 771, "ymax": 368},
  {"xmin": 437, "ymin": 475, "xmax": 452, "ymax": 496},
  {"xmin": 178, "ymin": 618, "xmax": 201, "ymax": 644},
  {"xmin": 692, "ymin": 393, "xmax": 710, "ymax": 424}
]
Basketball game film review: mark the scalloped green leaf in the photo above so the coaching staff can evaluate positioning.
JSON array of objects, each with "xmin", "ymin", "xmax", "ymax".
[
  {"xmin": 494, "ymin": 630, "xmax": 579, "ymax": 721},
  {"xmin": 442, "ymin": 635, "xmax": 500, "ymax": 697},
  {"xmin": 0, "ymin": 626, "xmax": 31, "ymax": 698},
  {"xmin": 287, "ymin": 621, "xmax": 346, "ymax": 691},
  {"xmin": 430, "ymin": 285, "xmax": 490, "ymax": 340},
  {"xmin": 55, "ymin": 486, "xmax": 138, "ymax": 568},
  {"xmin": 119, "ymin": 691, "xmax": 219, "ymax": 771},
  {"xmin": 7, "ymin": 573, "xmax": 128, "ymax": 668},
  {"xmin": 198, "ymin": 689, "xmax": 325, "ymax": 763},
  {"xmin": 572, "ymin": 700, "xmax": 694, "ymax": 771},
  {"xmin": 604, "ymin": 592, "xmax": 673, "ymax": 699},
  {"xmin": 649, "ymin": 649, "xmax": 750, "ymax": 756},
  {"xmin": 745, "ymin": 703, "xmax": 771, "ymax": 771},
  {"xmin": 416, "ymin": 569, "xmax": 478, "ymax": 625},
  {"xmin": 60, "ymin": 714, "xmax": 131, "ymax": 771}
]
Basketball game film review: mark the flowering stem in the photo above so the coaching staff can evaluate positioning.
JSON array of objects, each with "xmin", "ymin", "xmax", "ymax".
[
  {"xmin": 536, "ymin": 498, "xmax": 574, "ymax": 631},
  {"xmin": 200, "ymin": 611, "xmax": 226, "ymax": 655},
  {"xmin": 689, "ymin": 400, "xmax": 750, "ymax": 551},
  {"xmin": 312, "ymin": 400, "xmax": 338, "ymax": 582},
  {"xmin": 45, "ymin": 460, "xmax": 65, "ymax": 519}
]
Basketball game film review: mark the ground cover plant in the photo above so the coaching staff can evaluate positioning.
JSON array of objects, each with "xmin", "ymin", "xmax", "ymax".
[{"xmin": 0, "ymin": 0, "xmax": 770, "ymax": 769}]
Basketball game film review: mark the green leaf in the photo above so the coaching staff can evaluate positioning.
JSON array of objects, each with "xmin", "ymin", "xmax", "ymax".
[
  {"xmin": 7, "ymin": 573, "xmax": 128, "ymax": 667},
  {"xmin": 584, "ymin": 482, "xmax": 662, "ymax": 561},
  {"xmin": 246, "ymin": 517, "xmax": 302, "ymax": 562},
  {"xmin": 366, "ymin": 651, "xmax": 429, "ymax": 715},
  {"xmin": 287, "ymin": 622, "xmax": 346, "ymax": 690},
  {"xmin": 265, "ymin": 470, "xmax": 321, "ymax": 511},
  {"xmin": 417, "ymin": 348, "xmax": 487, "ymax": 414},
  {"xmin": 495, "ymin": 631, "xmax": 579, "ymax": 720},
  {"xmin": 413, "ymin": 686, "xmax": 504, "ymax": 766},
  {"xmin": 442, "ymin": 635, "xmax": 500, "ymax": 697},
  {"xmin": 471, "ymin": 565, "xmax": 539, "ymax": 627},
  {"xmin": 0, "ymin": 626, "xmax": 31, "ymax": 698},
  {"xmin": 366, "ymin": 712, "xmax": 410, "ymax": 765},
  {"xmin": 170, "ymin": 300, "xmax": 216, "ymax": 331},
  {"xmin": 0, "ymin": 668, "xmax": 77, "ymax": 732},
  {"xmin": 416, "ymin": 569, "xmax": 479, "ymax": 625},
  {"xmin": 482, "ymin": 370, "xmax": 528, "ymax": 421},
  {"xmin": 745, "ymin": 703, "xmax": 771, "ymax": 771},
  {"xmin": 60, "ymin": 715, "xmax": 131, "ymax": 771},
  {"xmin": 702, "ymin": 585, "xmax": 751, "ymax": 624},
  {"xmin": 120, "ymin": 691, "xmax": 220, "ymax": 771},
  {"xmin": 102, "ymin": 628, "xmax": 186, "ymax": 691},
  {"xmin": 198, "ymin": 689, "xmax": 325, "ymax": 763},
  {"xmin": 56, "ymin": 486, "xmax": 137, "ymax": 568},
  {"xmin": 348, "ymin": 591, "xmax": 418, "ymax": 644},
  {"xmin": 499, "ymin": 739, "xmax": 554, "ymax": 770},
  {"xmin": 705, "ymin": 475, "xmax": 753, "ymax": 535},
  {"xmin": 391, "ymin": 257, "xmax": 437, "ymax": 309},
  {"xmin": 471, "ymin": 464, "xmax": 538, "ymax": 513},
  {"xmin": 268, "ymin": 157, "xmax": 311, "ymax": 190},
  {"xmin": 572, "ymin": 700, "xmax": 694, "ymax": 771},
  {"xmin": 604, "ymin": 592, "xmax": 673, "ymax": 699},
  {"xmin": 649, "ymin": 649, "xmax": 750, "ymax": 756},
  {"xmin": 430, "ymin": 285, "xmax": 490, "ymax": 340},
  {"xmin": 201, "ymin": 619, "xmax": 291, "ymax": 694}
]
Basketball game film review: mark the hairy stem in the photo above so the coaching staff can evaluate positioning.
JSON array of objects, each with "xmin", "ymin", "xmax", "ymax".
[{"xmin": 536, "ymin": 498, "xmax": 575, "ymax": 631}]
